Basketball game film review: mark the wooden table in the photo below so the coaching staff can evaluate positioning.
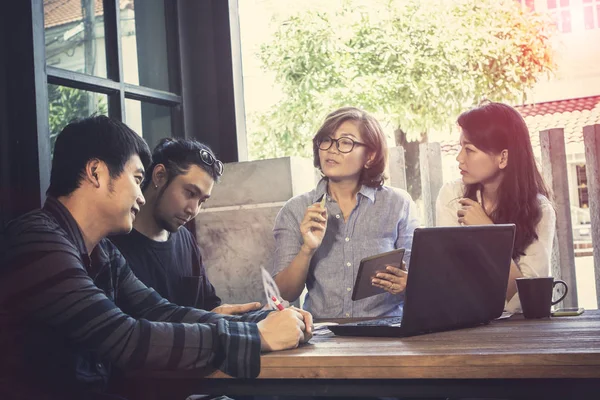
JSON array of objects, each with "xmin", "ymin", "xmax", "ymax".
[{"xmin": 126, "ymin": 310, "xmax": 600, "ymax": 399}]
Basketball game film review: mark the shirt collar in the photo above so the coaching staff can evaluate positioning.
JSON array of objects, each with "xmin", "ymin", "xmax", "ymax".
[
  {"xmin": 312, "ymin": 178, "xmax": 377, "ymax": 203},
  {"xmin": 359, "ymin": 185, "xmax": 376, "ymax": 203},
  {"xmin": 43, "ymin": 196, "xmax": 88, "ymax": 256},
  {"xmin": 312, "ymin": 178, "xmax": 329, "ymax": 203}
]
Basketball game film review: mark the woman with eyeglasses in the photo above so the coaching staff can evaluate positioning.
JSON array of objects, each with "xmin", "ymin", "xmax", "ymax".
[
  {"xmin": 270, "ymin": 107, "xmax": 420, "ymax": 318},
  {"xmin": 435, "ymin": 102, "xmax": 556, "ymax": 313}
]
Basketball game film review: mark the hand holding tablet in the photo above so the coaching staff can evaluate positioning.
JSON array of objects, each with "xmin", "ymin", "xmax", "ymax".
[{"xmin": 351, "ymin": 248, "xmax": 406, "ymax": 301}]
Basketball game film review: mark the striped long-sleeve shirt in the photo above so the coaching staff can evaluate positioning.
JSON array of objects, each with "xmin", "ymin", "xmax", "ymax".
[{"xmin": 0, "ymin": 197, "xmax": 270, "ymax": 399}]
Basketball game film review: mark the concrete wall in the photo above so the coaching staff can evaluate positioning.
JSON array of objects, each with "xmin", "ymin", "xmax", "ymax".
[{"xmin": 195, "ymin": 157, "xmax": 316, "ymax": 304}]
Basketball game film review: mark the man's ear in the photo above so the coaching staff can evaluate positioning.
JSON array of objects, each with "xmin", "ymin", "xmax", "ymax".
[
  {"xmin": 499, "ymin": 149, "xmax": 508, "ymax": 170},
  {"xmin": 85, "ymin": 159, "xmax": 103, "ymax": 188},
  {"xmin": 152, "ymin": 164, "xmax": 168, "ymax": 188}
]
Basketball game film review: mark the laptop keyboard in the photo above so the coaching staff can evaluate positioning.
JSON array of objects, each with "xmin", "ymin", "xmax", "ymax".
[{"xmin": 344, "ymin": 316, "xmax": 403, "ymax": 327}]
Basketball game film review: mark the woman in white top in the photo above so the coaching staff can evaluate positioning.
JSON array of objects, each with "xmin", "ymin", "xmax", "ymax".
[{"xmin": 436, "ymin": 102, "xmax": 556, "ymax": 313}]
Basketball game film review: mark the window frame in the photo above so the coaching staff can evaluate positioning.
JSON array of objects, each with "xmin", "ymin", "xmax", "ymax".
[
  {"xmin": 1, "ymin": 0, "xmax": 246, "ymax": 224},
  {"xmin": 547, "ymin": 0, "xmax": 573, "ymax": 33},
  {"xmin": 583, "ymin": 0, "xmax": 600, "ymax": 30},
  {"xmin": 46, "ymin": 0, "xmax": 184, "ymax": 136}
]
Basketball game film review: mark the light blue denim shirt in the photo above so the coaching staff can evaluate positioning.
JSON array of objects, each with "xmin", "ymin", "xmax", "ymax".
[{"xmin": 271, "ymin": 178, "xmax": 420, "ymax": 318}]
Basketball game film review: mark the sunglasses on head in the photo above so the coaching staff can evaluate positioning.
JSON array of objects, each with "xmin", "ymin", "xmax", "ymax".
[{"xmin": 199, "ymin": 149, "xmax": 224, "ymax": 176}]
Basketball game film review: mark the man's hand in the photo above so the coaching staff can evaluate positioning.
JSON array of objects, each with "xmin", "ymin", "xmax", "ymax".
[
  {"xmin": 371, "ymin": 261, "xmax": 407, "ymax": 295},
  {"xmin": 457, "ymin": 198, "xmax": 494, "ymax": 225},
  {"xmin": 211, "ymin": 302, "xmax": 262, "ymax": 315},
  {"xmin": 257, "ymin": 306, "xmax": 313, "ymax": 352}
]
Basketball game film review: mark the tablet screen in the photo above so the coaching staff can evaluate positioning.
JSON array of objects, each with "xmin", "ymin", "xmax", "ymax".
[{"xmin": 351, "ymin": 248, "xmax": 406, "ymax": 301}]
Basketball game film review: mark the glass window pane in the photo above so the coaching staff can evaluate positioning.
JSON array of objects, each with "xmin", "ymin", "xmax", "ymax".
[
  {"xmin": 584, "ymin": 6, "xmax": 594, "ymax": 29},
  {"xmin": 121, "ymin": 0, "xmax": 172, "ymax": 91},
  {"xmin": 547, "ymin": 0, "xmax": 557, "ymax": 9},
  {"xmin": 48, "ymin": 84, "xmax": 108, "ymax": 153},
  {"xmin": 525, "ymin": 0, "xmax": 535, "ymax": 11},
  {"xmin": 125, "ymin": 99, "xmax": 172, "ymax": 151},
  {"xmin": 576, "ymin": 165, "xmax": 588, "ymax": 208},
  {"xmin": 44, "ymin": 0, "xmax": 107, "ymax": 78},
  {"xmin": 561, "ymin": 10, "xmax": 572, "ymax": 33}
]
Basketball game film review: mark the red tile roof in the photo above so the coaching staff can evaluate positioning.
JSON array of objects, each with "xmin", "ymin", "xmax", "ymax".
[
  {"xmin": 517, "ymin": 96, "xmax": 600, "ymax": 117},
  {"xmin": 440, "ymin": 96, "xmax": 600, "ymax": 154},
  {"xmin": 44, "ymin": 0, "xmax": 133, "ymax": 29}
]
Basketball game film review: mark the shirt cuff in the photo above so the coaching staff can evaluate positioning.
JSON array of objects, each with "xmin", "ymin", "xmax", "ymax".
[
  {"xmin": 238, "ymin": 309, "xmax": 272, "ymax": 323},
  {"xmin": 214, "ymin": 319, "xmax": 262, "ymax": 378}
]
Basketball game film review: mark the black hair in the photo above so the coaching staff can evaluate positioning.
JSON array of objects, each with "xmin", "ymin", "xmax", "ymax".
[
  {"xmin": 47, "ymin": 115, "xmax": 152, "ymax": 197},
  {"xmin": 141, "ymin": 138, "xmax": 222, "ymax": 191}
]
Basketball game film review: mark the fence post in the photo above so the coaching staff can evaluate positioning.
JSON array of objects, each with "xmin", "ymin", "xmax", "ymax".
[
  {"xmin": 419, "ymin": 142, "xmax": 443, "ymax": 227},
  {"xmin": 539, "ymin": 128, "xmax": 578, "ymax": 308},
  {"xmin": 388, "ymin": 146, "xmax": 408, "ymax": 191},
  {"xmin": 583, "ymin": 124, "xmax": 600, "ymax": 309}
]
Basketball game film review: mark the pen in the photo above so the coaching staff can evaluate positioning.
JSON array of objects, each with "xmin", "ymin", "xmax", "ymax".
[{"xmin": 271, "ymin": 295, "xmax": 285, "ymax": 311}]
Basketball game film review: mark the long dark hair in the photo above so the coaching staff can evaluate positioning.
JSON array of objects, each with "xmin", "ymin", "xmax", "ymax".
[
  {"xmin": 312, "ymin": 107, "xmax": 388, "ymax": 187},
  {"xmin": 457, "ymin": 102, "xmax": 550, "ymax": 259}
]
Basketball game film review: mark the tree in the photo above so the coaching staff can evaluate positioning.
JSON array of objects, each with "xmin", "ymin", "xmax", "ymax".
[
  {"xmin": 48, "ymin": 85, "xmax": 107, "ymax": 153},
  {"xmin": 248, "ymin": 0, "xmax": 556, "ymax": 198}
]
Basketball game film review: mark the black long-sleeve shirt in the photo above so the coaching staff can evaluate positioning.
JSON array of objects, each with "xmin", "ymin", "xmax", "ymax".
[{"xmin": 0, "ymin": 197, "xmax": 269, "ymax": 399}]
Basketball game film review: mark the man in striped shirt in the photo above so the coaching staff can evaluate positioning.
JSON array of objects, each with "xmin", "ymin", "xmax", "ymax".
[{"xmin": 0, "ymin": 116, "xmax": 312, "ymax": 400}]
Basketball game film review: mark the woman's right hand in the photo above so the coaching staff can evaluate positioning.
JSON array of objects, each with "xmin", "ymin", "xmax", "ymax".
[{"xmin": 299, "ymin": 202, "xmax": 327, "ymax": 253}]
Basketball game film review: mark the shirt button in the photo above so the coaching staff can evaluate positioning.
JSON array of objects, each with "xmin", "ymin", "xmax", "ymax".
[
  {"xmin": 345, "ymin": 313, "xmax": 350, "ymax": 317},
  {"xmin": 347, "ymin": 287, "xmax": 351, "ymax": 292},
  {"xmin": 96, "ymin": 363, "xmax": 103, "ymax": 370},
  {"xmin": 345, "ymin": 237, "xmax": 350, "ymax": 242},
  {"xmin": 346, "ymin": 262, "xmax": 351, "ymax": 267},
  {"xmin": 336, "ymin": 214, "xmax": 341, "ymax": 219}
]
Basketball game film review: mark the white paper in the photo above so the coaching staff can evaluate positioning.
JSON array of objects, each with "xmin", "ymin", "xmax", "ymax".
[{"xmin": 260, "ymin": 266, "xmax": 288, "ymax": 310}]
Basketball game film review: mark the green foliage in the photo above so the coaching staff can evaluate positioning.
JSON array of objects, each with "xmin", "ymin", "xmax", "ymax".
[
  {"xmin": 48, "ymin": 85, "xmax": 107, "ymax": 152},
  {"xmin": 248, "ymin": 0, "xmax": 556, "ymax": 160}
]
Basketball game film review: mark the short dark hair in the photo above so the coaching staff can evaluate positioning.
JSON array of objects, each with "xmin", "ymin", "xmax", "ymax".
[
  {"xmin": 312, "ymin": 107, "xmax": 388, "ymax": 187},
  {"xmin": 47, "ymin": 115, "xmax": 152, "ymax": 197},
  {"xmin": 141, "ymin": 138, "xmax": 221, "ymax": 191}
]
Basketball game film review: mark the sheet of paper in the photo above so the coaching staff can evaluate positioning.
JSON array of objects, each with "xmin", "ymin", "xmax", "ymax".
[
  {"xmin": 496, "ymin": 311, "xmax": 513, "ymax": 320},
  {"xmin": 260, "ymin": 266, "xmax": 288, "ymax": 310},
  {"xmin": 313, "ymin": 322, "xmax": 339, "ymax": 330}
]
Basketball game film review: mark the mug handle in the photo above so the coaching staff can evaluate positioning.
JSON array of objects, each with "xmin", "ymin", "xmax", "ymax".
[{"xmin": 551, "ymin": 280, "xmax": 569, "ymax": 305}]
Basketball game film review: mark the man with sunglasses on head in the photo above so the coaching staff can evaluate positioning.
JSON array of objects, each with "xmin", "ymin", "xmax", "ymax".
[{"xmin": 110, "ymin": 138, "xmax": 260, "ymax": 315}]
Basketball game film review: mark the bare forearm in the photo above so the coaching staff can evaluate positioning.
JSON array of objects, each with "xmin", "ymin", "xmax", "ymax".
[
  {"xmin": 274, "ymin": 245, "xmax": 314, "ymax": 301},
  {"xmin": 506, "ymin": 259, "xmax": 523, "ymax": 303}
]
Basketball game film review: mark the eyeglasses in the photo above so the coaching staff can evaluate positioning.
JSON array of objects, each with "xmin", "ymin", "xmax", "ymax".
[
  {"xmin": 199, "ymin": 149, "xmax": 224, "ymax": 176},
  {"xmin": 317, "ymin": 137, "xmax": 366, "ymax": 154}
]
